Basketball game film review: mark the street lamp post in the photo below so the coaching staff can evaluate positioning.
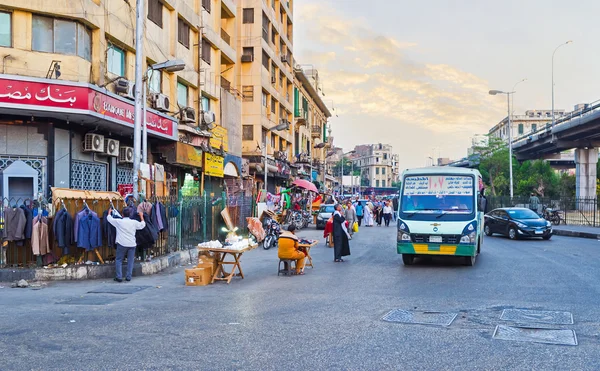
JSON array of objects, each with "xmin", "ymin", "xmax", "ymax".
[
  {"xmin": 489, "ymin": 89, "xmax": 515, "ymax": 198},
  {"xmin": 511, "ymin": 78, "xmax": 527, "ymax": 117},
  {"xmin": 552, "ymin": 40, "xmax": 573, "ymax": 129}
]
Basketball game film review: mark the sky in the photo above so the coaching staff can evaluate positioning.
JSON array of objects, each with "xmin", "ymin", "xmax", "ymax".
[{"xmin": 294, "ymin": 0, "xmax": 600, "ymax": 170}]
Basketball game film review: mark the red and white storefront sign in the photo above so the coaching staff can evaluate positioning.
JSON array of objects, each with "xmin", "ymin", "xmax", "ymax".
[{"xmin": 0, "ymin": 74, "xmax": 178, "ymax": 141}]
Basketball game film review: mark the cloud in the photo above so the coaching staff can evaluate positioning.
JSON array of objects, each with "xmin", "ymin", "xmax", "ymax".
[{"xmin": 295, "ymin": 3, "xmax": 506, "ymax": 168}]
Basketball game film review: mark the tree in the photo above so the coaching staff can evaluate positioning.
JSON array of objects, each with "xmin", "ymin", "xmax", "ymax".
[
  {"xmin": 331, "ymin": 156, "xmax": 353, "ymax": 176},
  {"xmin": 474, "ymin": 137, "xmax": 514, "ymax": 196},
  {"xmin": 392, "ymin": 180, "xmax": 402, "ymax": 189},
  {"xmin": 515, "ymin": 160, "xmax": 559, "ymax": 197}
]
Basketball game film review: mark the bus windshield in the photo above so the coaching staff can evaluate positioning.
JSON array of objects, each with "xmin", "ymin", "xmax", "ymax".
[{"xmin": 401, "ymin": 175, "xmax": 475, "ymax": 214}]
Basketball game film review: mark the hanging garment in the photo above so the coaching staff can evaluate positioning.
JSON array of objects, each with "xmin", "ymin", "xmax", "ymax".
[
  {"xmin": 53, "ymin": 208, "xmax": 74, "ymax": 255},
  {"xmin": 102, "ymin": 209, "xmax": 118, "ymax": 249},
  {"xmin": 76, "ymin": 211, "xmax": 102, "ymax": 251},
  {"xmin": 132, "ymin": 212, "xmax": 157, "ymax": 249},
  {"xmin": 153, "ymin": 202, "xmax": 164, "ymax": 231},
  {"xmin": 74, "ymin": 208, "xmax": 98, "ymax": 244},
  {"xmin": 3, "ymin": 207, "xmax": 27, "ymax": 241},
  {"xmin": 16, "ymin": 205, "xmax": 33, "ymax": 247},
  {"xmin": 31, "ymin": 215, "xmax": 50, "ymax": 256}
]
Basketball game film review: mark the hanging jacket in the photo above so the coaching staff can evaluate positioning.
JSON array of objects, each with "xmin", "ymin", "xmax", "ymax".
[
  {"xmin": 53, "ymin": 208, "xmax": 73, "ymax": 255},
  {"xmin": 3, "ymin": 207, "xmax": 27, "ymax": 241},
  {"xmin": 132, "ymin": 212, "xmax": 157, "ymax": 249},
  {"xmin": 20, "ymin": 205, "xmax": 33, "ymax": 239},
  {"xmin": 77, "ymin": 211, "xmax": 102, "ymax": 251},
  {"xmin": 102, "ymin": 209, "xmax": 118, "ymax": 249},
  {"xmin": 31, "ymin": 215, "xmax": 50, "ymax": 255},
  {"xmin": 74, "ymin": 208, "xmax": 98, "ymax": 244}
]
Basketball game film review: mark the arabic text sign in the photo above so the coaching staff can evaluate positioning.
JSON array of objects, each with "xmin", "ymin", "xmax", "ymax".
[
  {"xmin": 209, "ymin": 125, "xmax": 229, "ymax": 152},
  {"xmin": 0, "ymin": 77, "xmax": 174, "ymax": 137},
  {"xmin": 204, "ymin": 153, "xmax": 224, "ymax": 178},
  {"xmin": 403, "ymin": 176, "xmax": 474, "ymax": 196}
]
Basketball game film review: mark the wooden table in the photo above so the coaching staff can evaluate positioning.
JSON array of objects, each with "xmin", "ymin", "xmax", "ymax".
[
  {"xmin": 298, "ymin": 240, "xmax": 318, "ymax": 271},
  {"xmin": 198, "ymin": 244, "xmax": 258, "ymax": 284}
]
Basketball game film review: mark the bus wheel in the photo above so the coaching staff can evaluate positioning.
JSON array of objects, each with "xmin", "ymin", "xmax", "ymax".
[
  {"xmin": 463, "ymin": 255, "xmax": 476, "ymax": 266},
  {"xmin": 402, "ymin": 254, "xmax": 415, "ymax": 265}
]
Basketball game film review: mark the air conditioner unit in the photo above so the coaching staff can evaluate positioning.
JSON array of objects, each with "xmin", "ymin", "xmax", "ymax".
[
  {"xmin": 115, "ymin": 79, "xmax": 135, "ymax": 100},
  {"xmin": 201, "ymin": 111, "xmax": 216, "ymax": 130},
  {"xmin": 281, "ymin": 54, "xmax": 289, "ymax": 63},
  {"xmin": 83, "ymin": 133, "xmax": 105, "ymax": 153},
  {"xmin": 104, "ymin": 139, "xmax": 120, "ymax": 157},
  {"xmin": 119, "ymin": 146, "xmax": 134, "ymax": 164},
  {"xmin": 180, "ymin": 107, "xmax": 196, "ymax": 124},
  {"xmin": 151, "ymin": 93, "xmax": 170, "ymax": 112},
  {"xmin": 241, "ymin": 54, "xmax": 254, "ymax": 63}
]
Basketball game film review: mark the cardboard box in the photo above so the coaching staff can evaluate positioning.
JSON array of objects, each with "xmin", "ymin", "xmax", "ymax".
[
  {"xmin": 198, "ymin": 254, "xmax": 218, "ymax": 276},
  {"xmin": 185, "ymin": 268, "xmax": 212, "ymax": 286}
]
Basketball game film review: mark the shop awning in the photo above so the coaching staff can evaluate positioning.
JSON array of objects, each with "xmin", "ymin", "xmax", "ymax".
[
  {"xmin": 159, "ymin": 142, "xmax": 203, "ymax": 168},
  {"xmin": 0, "ymin": 74, "xmax": 178, "ymax": 141}
]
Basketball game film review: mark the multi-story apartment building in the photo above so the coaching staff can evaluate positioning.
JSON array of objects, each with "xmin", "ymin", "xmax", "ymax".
[
  {"xmin": 489, "ymin": 109, "xmax": 566, "ymax": 142},
  {"xmin": 353, "ymin": 144, "xmax": 398, "ymax": 188},
  {"xmin": 292, "ymin": 67, "xmax": 330, "ymax": 184},
  {"xmin": 238, "ymin": 0, "xmax": 294, "ymax": 192},
  {"xmin": 0, "ymin": 0, "xmax": 242, "ymax": 198}
]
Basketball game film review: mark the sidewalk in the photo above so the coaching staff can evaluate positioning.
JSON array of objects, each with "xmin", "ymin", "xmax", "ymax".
[{"xmin": 553, "ymin": 225, "xmax": 600, "ymax": 240}]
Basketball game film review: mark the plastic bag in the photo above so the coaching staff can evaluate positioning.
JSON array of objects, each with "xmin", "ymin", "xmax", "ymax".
[{"xmin": 352, "ymin": 222, "xmax": 359, "ymax": 233}]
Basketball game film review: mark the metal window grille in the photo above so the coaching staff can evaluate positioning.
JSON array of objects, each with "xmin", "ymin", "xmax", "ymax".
[
  {"xmin": 117, "ymin": 165, "xmax": 134, "ymax": 185},
  {"xmin": 0, "ymin": 156, "xmax": 46, "ymax": 196},
  {"xmin": 71, "ymin": 160, "xmax": 107, "ymax": 191}
]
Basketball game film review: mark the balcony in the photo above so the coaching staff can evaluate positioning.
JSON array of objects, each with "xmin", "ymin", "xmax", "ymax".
[
  {"xmin": 295, "ymin": 153, "xmax": 311, "ymax": 164},
  {"xmin": 312, "ymin": 159, "xmax": 323, "ymax": 169},
  {"xmin": 311, "ymin": 125, "xmax": 321, "ymax": 138},
  {"xmin": 221, "ymin": 28, "xmax": 231, "ymax": 46},
  {"xmin": 274, "ymin": 150, "xmax": 288, "ymax": 162},
  {"xmin": 221, "ymin": 76, "xmax": 231, "ymax": 92}
]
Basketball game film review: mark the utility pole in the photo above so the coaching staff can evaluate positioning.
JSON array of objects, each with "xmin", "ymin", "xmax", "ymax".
[{"xmin": 132, "ymin": 0, "xmax": 145, "ymax": 198}]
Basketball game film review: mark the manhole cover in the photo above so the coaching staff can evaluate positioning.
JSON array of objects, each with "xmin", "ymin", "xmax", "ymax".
[
  {"xmin": 88, "ymin": 286, "xmax": 151, "ymax": 295},
  {"xmin": 492, "ymin": 325, "xmax": 577, "ymax": 346},
  {"xmin": 382, "ymin": 309, "xmax": 458, "ymax": 326},
  {"xmin": 56, "ymin": 296, "xmax": 127, "ymax": 305},
  {"xmin": 500, "ymin": 309, "xmax": 573, "ymax": 325}
]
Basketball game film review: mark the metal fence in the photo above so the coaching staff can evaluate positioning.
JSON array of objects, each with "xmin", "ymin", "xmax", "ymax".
[
  {"xmin": 487, "ymin": 196, "xmax": 600, "ymax": 227},
  {"xmin": 0, "ymin": 192, "xmax": 254, "ymax": 269}
]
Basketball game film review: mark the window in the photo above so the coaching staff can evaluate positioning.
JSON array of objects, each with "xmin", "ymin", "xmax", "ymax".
[
  {"xmin": 243, "ymin": 47, "xmax": 254, "ymax": 59},
  {"xmin": 201, "ymin": 96, "xmax": 210, "ymax": 112},
  {"xmin": 271, "ymin": 134, "xmax": 276, "ymax": 149},
  {"xmin": 242, "ymin": 86, "xmax": 254, "ymax": 102},
  {"xmin": 262, "ymin": 50, "xmax": 270, "ymax": 70},
  {"xmin": 376, "ymin": 167, "xmax": 379, "ymax": 175},
  {"xmin": 262, "ymin": 91, "xmax": 268, "ymax": 107},
  {"xmin": 382, "ymin": 180, "xmax": 386, "ymax": 187},
  {"xmin": 202, "ymin": 0, "xmax": 211, "ymax": 13},
  {"xmin": 280, "ymin": 73, "xmax": 284, "ymax": 88},
  {"xmin": 532, "ymin": 123, "xmax": 537, "ymax": 132},
  {"xmin": 271, "ymin": 63, "xmax": 277, "ymax": 84},
  {"xmin": 518, "ymin": 123, "xmax": 524, "ymax": 135},
  {"xmin": 271, "ymin": 97, "xmax": 276, "ymax": 114},
  {"xmin": 271, "ymin": 27, "xmax": 276, "ymax": 45},
  {"xmin": 148, "ymin": 68, "xmax": 161, "ymax": 93},
  {"xmin": 107, "ymin": 44, "xmax": 125, "ymax": 76},
  {"xmin": 383, "ymin": 153, "xmax": 388, "ymax": 160},
  {"xmin": 262, "ymin": 12, "xmax": 269, "ymax": 42},
  {"xmin": 201, "ymin": 39, "xmax": 211, "ymax": 64},
  {"xmin": 0, "ymin": 12, "xmax": 11, "ymax": 47},
  {"xmin": 243, "ymin": 125, "xmax": 254, "ymax": 140},
  {"xmin": 148, "ymin": 0, "xmax": 163, "ymax": 27},
  {"xmin": 382, "ymin": 167, "xmax": 386, "ymax": 175},
  {"xmin": 32, "ymin": 16, "xmax": 91, "ymax": 61},
  {"xmin": 177, "ymin": 82, "xmax": 188, "ymax": 107},
  {"xmin": 243, "ymin": 8, "xmax": 254, "ymax": 23},
  {"xmin": 272, "ymin": 0, "xmax": 276, "ymax": 10},
  {"xmin": 262, "ymin": 129, "xmax": 267, "ymax": 144},
  {"xmin": 178, "ymin": 18, "xmax": 190, "ymax": 48},
  {"xmin": 376, "ymin": 180, "xmax": 380, "ymax": 187},
  {"xmin": 280, "ymin": 138, "xmax": 285, "ymax": 151}
]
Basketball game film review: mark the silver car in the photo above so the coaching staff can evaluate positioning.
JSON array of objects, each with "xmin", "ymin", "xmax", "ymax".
[{"xmin": 316, "ymin": 204, "xmax": 335, "ymax": 229}]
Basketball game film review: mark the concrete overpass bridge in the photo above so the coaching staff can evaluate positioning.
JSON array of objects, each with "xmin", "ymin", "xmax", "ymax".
[{"xmin": 512, "ymin": 99, "xmax": 600, "ymax": 197}]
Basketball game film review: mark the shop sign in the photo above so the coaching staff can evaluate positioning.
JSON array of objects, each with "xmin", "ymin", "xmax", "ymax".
[
  {"xmin": 204, "ymin": 153, "xmax": 224, "ymax": 178},
  {"xmin": 159, "ymin": 142, "xmax": 203, "ymax": 168},
  {"xmin": 0, "ymin": 75, "xmax": 177, "ymax": 140},
  {"xmin": 209, "ymin": 125, "xmax": 228, "ymax": 152}
]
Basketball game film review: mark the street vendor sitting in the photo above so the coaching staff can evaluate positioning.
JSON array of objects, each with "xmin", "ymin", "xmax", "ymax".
[{"xmin": 277, "ymin": 224, "xmax": 306, "ymax": 275}]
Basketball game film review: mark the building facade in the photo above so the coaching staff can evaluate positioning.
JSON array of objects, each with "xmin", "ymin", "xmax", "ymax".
[
  {"xmin": 489, "ymin": 109, "xmax": 566, "ymax": 142},
  {"xmin": 0, "ymin": 0, "xmax": 244, "ymax": 199},
  {"xmin": 352, "ymin": 143, "xmax": 399, "ymax": 188},
  {"xmin": 238, "ymin": 0, "xmax": 294, "ymax": 193},
  {"xmin": 292, "ymin": 67, "xmax": 330, "ymax": 186}
]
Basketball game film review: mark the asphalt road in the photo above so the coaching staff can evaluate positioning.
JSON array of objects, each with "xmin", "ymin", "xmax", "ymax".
[{"xmin": 1, "ymin": 224, "xmax": 600, "ymax": 370}]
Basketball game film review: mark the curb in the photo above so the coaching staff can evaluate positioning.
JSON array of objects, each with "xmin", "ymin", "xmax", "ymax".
[
  {"xmin": 553, "ymin": 229, "xmax": 600, "ymax": 240},
  {"xmin": 0, "ymin": 248, "xmax": 198, "ymax": 282}
]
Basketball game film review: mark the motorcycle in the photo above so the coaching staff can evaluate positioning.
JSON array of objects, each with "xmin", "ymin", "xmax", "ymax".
[
  {"xmin": 263, "ymin": 217, "xmax": 281, "ymax": 250},
  {"xmin": 542, "ymin": 205, "xmax": 563, "ymax": 226},
  {"xmin": 301, "ymin": 210, "xmax": 312, "ymax": 228}
]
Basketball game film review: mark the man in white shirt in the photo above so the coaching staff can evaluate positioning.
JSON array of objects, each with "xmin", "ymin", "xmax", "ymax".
[
  {"xmin": 383, "ymin": 201, "xmax": 394, "ymax": 227},
  {"xmin": 107, "ymin": 208, "xmax": 146, "ymax": 282}
]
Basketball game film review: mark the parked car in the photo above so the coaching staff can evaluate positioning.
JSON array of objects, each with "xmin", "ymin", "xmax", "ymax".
[
  {"xmin": 484, "ymin": 207, "xmax": 553, "ymax": 240},
  {"xmin": 316, "ymin": 204, "xmax": 335, "ymax": 229}
]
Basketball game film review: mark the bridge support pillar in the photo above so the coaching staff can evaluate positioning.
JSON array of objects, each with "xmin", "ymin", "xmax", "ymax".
[{"xmin": 575, "ymin": 148, "xmax": 598, "ymax": 199}]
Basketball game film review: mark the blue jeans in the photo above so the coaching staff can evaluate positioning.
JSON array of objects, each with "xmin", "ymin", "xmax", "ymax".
[{"xmin": 116, "ymin": 244, "xmax": 136, "ymax": 280}]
